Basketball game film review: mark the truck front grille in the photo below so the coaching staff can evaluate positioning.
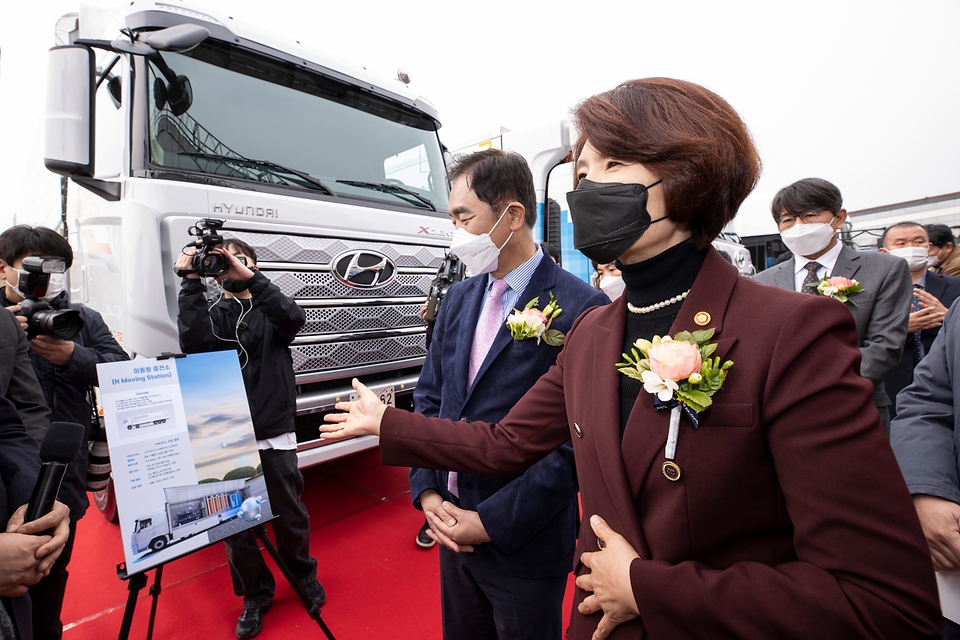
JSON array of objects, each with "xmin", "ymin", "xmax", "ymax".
[
  {"xmin": 267, "ymin": 271, "xmax": 432, "ymax": 299},
  {"xmin": 301, "ymin": 303, "xmax": 424, "ymax": 335},
  {"xmin": 226, "ymin": 232, "xmax": 442, "ymax": 267},
  {"xmin": 222, "ymin": 229, "xmax": 443, "ymax": 379},
  {"xmin": 291, "ymin": 334, "xmax": 425, "ymax": 373}
]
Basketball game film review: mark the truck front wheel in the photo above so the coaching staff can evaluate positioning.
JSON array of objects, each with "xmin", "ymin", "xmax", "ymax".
[{"xmin": 149, "ymin": 537, "xmax": 168, "ymax": 552}]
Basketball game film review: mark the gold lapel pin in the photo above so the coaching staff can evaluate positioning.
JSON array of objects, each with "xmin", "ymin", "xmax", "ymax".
[
  {"xmin": 693, "ymin": 311, "xmax": 711, "ymax": 327},
  {"xmin": 662, "ymin": 461, "xmax": 681, "ymax": 481}
]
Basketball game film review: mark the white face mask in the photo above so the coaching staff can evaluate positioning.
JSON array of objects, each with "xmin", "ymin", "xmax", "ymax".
[
  {"xmin": 599, "ymin": 275, "xmax": 625, "ymax": 301},
  {"xmin": 888, "ymin": 246, "xmax": 930, "ymax": 271},
  {"xmin": 41, "ymin": 272, "xmax": 67, "ymax": 302},
  {"xmin": 928, "ymin": 248, "xmax": 946, "ymax": 268},
  {"xmin": 779, "ymin": 222, "xmax": 837, "ymax": 258},
  {"xmin": 1, "ymin": 269, "xmax": 23, "ymax": 303},
  {"xmin": 449, "ymin": 204, "xmax": 514, "ymax": 276}
]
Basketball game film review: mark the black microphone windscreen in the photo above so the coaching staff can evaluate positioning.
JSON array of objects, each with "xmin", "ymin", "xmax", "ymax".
[{"xmin": 39, "ymin": 422, "xmax": 86, "ymax": 463}]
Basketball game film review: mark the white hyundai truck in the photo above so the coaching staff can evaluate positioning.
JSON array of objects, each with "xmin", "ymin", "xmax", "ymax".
[{"xmin": 44, "ymin": 1, "xmax": 453, "ymax": 479}]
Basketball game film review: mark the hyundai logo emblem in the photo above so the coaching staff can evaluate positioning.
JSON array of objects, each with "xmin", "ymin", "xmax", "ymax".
[{"xmin": 331, "ymin": 250, "xmax": 396, "ymax": 289}]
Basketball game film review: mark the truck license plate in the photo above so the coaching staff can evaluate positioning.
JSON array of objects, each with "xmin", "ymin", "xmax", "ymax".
[{"xmin": 350, "ymin": 384, "xmax": 395, "ymax": 408}]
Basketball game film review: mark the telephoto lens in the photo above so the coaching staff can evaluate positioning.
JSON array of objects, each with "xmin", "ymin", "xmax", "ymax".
[{"xmin": 18, "ymin": 299, "xmax": 84, "ymax": 340}]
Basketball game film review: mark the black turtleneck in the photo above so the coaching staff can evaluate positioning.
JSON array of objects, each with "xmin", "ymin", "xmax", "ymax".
[{"xmin": 618, "ymin": 240, "xmax": 707, "ymax": 433}]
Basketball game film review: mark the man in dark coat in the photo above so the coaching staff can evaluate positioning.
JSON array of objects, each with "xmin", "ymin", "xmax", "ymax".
[
  {"xmin": 879, "ymin": 222, "xmax": 960, "ymax": 419},
  {"xmin": 891, "ymin": 297, "xmax": 960, "ymax": 638},
  {"xmin": 0, "ymin": 225, "xmax": 129, "ymax": 640},
  {"xmin": 0, "ymin": 393, "xmax": 70, "ymax": 640},
  {"xmin": 0, "ymin": 309, "xmax": 50, "ymax": 438}
]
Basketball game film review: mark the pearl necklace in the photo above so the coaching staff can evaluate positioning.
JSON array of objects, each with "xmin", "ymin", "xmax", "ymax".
[{"xmin": 626, "ymin": 289, "xmax": 690, "ymax": 315}]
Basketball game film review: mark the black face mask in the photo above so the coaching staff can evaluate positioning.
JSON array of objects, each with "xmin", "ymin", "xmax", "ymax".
[
  {"xmin": 566, "ymin": 178, "xmax": 665, "ymax": 264},
  {"xmin": 221, "ymin": 279, "xmax": 249, "ymax": 294}
]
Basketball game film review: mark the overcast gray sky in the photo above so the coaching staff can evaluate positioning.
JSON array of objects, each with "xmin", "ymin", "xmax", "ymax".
[{"xmin": 1, "ymin": 0, "xmax": 958, "ymax": 236}]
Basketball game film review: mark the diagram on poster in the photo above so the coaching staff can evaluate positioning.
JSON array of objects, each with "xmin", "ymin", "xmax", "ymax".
[{"xmin": 97, "ymin": 351, "xmax": 274, "ymax": 574}]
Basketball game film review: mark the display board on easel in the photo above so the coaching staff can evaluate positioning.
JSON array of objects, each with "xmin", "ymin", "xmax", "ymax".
[{"xmin": 97, "ymin": 351, "xmax": 273, "ymax": 574}]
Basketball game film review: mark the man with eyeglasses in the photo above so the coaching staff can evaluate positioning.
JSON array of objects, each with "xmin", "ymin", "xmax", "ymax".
[{"xmin": 754, "ymin": 177, "xmax": 912, "ymax": 435}]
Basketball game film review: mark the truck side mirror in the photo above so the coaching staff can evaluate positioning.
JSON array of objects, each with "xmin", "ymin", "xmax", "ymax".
[
  {"xmin": 44, "ymin": 45, "xmax": 95, "ymax": 177},
  {"xmin": 153, "ymin": 73, "xmax": 193, "ymax": 116}
]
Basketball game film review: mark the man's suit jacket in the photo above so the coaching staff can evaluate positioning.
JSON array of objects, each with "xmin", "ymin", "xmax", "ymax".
[
  {"xmin": 892, "ymin": 298, "xmax": 960, "ymax": 503},
  {"xmin": 0, "ymin": 309, "xmax": 50, "ymax": 438},
  {"xmin": 0, "ymin": 395, "xmax": 42, "ymax": 640},
  {"xmin": 383, "ymin": 249, "xmax": 940, "ymax": 639},
  {"xmin": 885, "ymin": 271, "xmax": 960, "ymax": 418},
  {"xmin": 410, "ymin": 248, "xmax": 609, "ymax": 578},
  {"xmin": 753, "ymin": 245, "xmax": 912, "ymax": 414}
]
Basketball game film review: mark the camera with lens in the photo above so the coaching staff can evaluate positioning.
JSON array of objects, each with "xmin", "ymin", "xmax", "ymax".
[
  {"xmin": 424, "ymin": 251, "xmax": 465, "ymax": 326},
  {"xmin": 187, "ymin": 218, "xmax": 229, "ymax": 277},
  {"xmin": 15, "ymin": 256, "xmax": 84, "ymax": 340}
]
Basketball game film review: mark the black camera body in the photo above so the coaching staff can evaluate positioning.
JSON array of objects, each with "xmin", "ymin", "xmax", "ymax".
[
  {"xmin": 424, "ymin": 251, "xmax": 465, "ymax": 325},
  {"xmin": 15, "ymin": 257, "xmax": 84, "ymax": 341},
  {"xmin": 188, "ymin": 218, "xmax": 229, "ymax": 277}
]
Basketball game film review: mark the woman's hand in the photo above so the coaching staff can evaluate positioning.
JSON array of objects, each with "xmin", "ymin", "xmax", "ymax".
[
  {"xmin": 576, "ymin": 515, "xmax": 641, "ymax": 640},
  {"xmin": 320, "ymin": 379, "xmax": 387, "ymax": 439}
]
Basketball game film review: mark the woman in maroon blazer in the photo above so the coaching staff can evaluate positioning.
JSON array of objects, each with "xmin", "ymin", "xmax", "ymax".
[{"xmin": 323, "ymin": 79, "xmax": 941, "ymax": 639}]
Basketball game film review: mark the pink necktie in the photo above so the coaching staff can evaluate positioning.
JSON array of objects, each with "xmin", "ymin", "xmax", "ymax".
[
  {"xmin": 450, "ymin": 278, "xmax": 509, "ymax": 498},
  {"xmin": 467, "ymin": 278, "xmax": 510, "ymax": 389}
]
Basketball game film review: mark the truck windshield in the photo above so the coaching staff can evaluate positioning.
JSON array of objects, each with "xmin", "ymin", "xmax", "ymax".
[{"xmin": 145, "ymin": 40, "xmax": 449, "ymax": 214}]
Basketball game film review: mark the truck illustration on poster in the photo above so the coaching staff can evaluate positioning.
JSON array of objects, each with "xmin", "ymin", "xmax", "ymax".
[
  {"xmin": 97, "ymin": 351, "xmax": 273, "ymax": 574},
  {"xmin": 130, "ymin": 476, "xmax": 267, "ymax": 554}
]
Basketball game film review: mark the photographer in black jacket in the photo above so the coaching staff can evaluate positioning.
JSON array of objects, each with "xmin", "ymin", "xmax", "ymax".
[
  {"xmin": 0, "ymin": 225, "xmax": 128, "ymax": 640},
  {"xmin": 175, "ymin": 237, "xmax": 324, "ymax": 639}
]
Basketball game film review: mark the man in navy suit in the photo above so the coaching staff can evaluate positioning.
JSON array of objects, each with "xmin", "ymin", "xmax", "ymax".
[
  {"xmin": 410, "ymin": 149, "xmax": 608, "ymax": 640},
  {"xmin": 880, "ymin": 221, "xmax": 960, "ymax": 418}
]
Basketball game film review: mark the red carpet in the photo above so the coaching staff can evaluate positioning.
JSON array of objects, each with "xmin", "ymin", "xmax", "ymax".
[{"xmin": 61, "ymin": 448, "xmax": 575, "ymax": 639}]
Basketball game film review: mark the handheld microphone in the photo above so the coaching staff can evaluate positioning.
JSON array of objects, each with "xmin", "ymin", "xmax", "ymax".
[{"xmin": 25, "ymin": 421, "xmax": 85, "ymax": 523}]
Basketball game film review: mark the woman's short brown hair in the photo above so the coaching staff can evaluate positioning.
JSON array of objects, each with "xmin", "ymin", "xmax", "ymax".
[{"xmin": 573, "ymin": 78, "xmax": 761, "ymax": 250}]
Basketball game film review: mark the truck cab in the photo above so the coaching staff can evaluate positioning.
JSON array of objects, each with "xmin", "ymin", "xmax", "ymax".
[
  {"xmin": 131, "ymin": 512, "xmax": 169, "ymax": 554},
  {"xmin": 45, "ymin": 2, "xmax": 452, "ymax": 469}
]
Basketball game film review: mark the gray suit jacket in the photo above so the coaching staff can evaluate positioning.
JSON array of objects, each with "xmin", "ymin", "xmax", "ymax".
[
  {"xmin": 754, "ymin": 245, "xmax": 912, "ymax": 410},
  {"xmin": 891, "ymin": 298, "xmax": 960, "ymax": 501},
  {"xmin": 0, "ymin": 310, "xmax": 50, "ymax": 441}
]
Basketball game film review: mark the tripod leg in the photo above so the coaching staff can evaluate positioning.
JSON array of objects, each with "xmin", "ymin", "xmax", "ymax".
[
  {"xmin": 146, "ymin": 565, "xmax": 163, "ymax": 640},
  {"xmin": 117, "ymin": 570, "xmax": 148, "ymax": 640},
  {"xmin": 255, "ymin": 525, "xmax": 336, "ymax": 640}
]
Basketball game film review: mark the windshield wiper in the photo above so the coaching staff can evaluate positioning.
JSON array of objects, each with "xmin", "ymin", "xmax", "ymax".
[
  {"xmin": 336, "ymin": 179, "xmax": 437, "ymax": 211},
  {"xmin": 177, "ymin": 152, "xmax": 336, "ymax": 196}
]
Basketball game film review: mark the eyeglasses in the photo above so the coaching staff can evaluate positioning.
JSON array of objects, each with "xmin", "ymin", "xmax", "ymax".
[{"xmin": 777, "ymin": 210, "xmax": 832, "ymax": 227}]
